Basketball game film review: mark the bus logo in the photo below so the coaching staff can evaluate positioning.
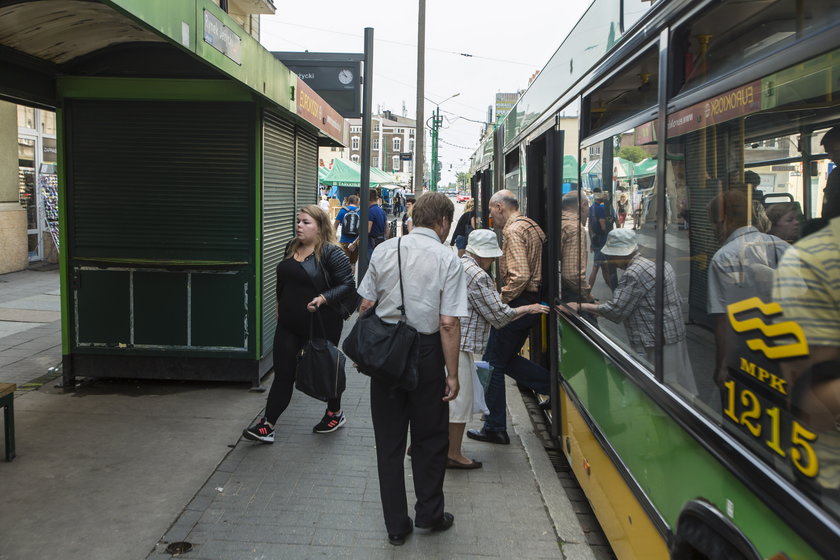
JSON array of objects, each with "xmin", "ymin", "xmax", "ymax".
[{"xmin": 727, "ymin": 298, "xmax": 808, "ymax": 359}]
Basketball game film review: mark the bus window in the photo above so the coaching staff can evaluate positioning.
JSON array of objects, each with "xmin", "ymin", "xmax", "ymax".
[
  {"xmin": 666, "ymin": 44, "xmax": 840, "ymax": 514},
  {"xmin": 672, "ymin": 0, "xmax": 840, "ymax": 97},
  {"xmin": 574, "ymin": 124, "xmax": 666, "ymax": 374}
]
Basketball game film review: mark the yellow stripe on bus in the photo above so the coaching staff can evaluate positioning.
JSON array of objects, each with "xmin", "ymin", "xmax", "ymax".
[{"xmin": 562, "ymin": 388, "xmax": 669, "ymax": 560}]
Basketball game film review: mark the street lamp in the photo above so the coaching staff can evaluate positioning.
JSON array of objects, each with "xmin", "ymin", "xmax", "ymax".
[{"xmin": 427, "ymin": 93, "xmax": 460, "ymax": 191}]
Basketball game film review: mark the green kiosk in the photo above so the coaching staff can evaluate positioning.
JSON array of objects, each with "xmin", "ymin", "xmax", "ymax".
[{"xmin": 0, "ymin": 0, "xmax": 346, "ymax": 387}]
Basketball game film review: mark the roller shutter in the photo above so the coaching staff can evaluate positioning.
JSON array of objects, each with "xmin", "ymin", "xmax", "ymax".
[
  {"xmin": 68, "ymin": 100, "xmax": 253, "ymax": 262},
  {"xmin": 295, "ymin": 126, "xmax": 318, "ymax": 209},
  {"xmin": 262, "ymin": 111, "xmax": 296, "ymax": 353}
]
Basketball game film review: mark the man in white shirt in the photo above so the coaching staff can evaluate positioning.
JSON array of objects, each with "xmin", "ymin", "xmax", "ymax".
[{"xmin": 357, "ymin": 192, "xmax": 468, "ymax": 546}]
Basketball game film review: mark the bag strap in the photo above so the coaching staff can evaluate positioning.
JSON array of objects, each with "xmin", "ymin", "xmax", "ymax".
[
  {"xmin": 309, "ymin": 308, "xmax": 327, "ymax": 341},
  {"xmin": 397, "ymin": 237, "xmax": 407, "ymax": 321}
]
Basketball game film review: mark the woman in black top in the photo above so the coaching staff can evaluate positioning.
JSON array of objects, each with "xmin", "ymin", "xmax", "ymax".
[
  {"xmin": 244, "ymin": 205, "xmax": 355, "ymax": 443},
  {"xmin": 449, "ymin": 199, "xmax": 476, "ymax": 257}
]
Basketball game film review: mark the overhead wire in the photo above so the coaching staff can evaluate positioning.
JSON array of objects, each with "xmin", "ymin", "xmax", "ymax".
[{"xmin": 261, "ymin": 20, "xmax": 539, "ymax": 67}]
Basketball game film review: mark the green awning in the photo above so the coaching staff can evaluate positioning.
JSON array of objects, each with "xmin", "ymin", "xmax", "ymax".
[
  {"xmin": 563, "ymin": 155, "xmax": 578, "ymax": 182},
  {"xmin": 321, "ymin": 159, "xmax": 396, "ymax": 187},
  {"xmin": 634, "ymin": 158, "xmax": 657, "ymax": 177}
]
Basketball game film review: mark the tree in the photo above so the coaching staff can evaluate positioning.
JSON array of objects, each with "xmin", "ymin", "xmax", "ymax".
[
  {"xmin": 455, "ymin": 171, "xmax": 470, "ymax": 191},
  {"xmin": 617, "ymin": 145, "xmax": 648, "ymax": 163}
]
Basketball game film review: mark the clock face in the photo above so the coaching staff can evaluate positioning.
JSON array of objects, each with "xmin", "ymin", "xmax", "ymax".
[{"xmin": 338, "ymin": 69, "xmax": 354, "ymax": 85}]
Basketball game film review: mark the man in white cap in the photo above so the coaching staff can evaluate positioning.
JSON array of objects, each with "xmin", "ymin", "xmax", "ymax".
[
  {"xmin": 567, "ymin": 228, "xmax": 697, "ymax": 392},
  {"xmin": 449, "ymin": 230, "xmax": 549, "ymax": 467}
]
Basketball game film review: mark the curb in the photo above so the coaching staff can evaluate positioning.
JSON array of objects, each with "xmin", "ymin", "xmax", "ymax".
[{"xmin": 507, "ymin": 377, "xmax": 598, "ymax": 560}]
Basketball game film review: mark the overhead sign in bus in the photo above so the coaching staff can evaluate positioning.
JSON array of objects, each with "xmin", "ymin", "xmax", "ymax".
[{"xmin": 667, "ymin": 80, "xmax": 762, "ymax": 137}]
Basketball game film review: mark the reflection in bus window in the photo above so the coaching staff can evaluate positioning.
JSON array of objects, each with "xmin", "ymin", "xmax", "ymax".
[{"xmin": 773, "ymin": 217, "xmax": 840, "ymax": 499}]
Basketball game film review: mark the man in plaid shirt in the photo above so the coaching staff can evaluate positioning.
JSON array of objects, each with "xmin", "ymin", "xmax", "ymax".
[
  {"xmin": 467, "ymin": 190, "xmax": 550, "ymax": 445},
  {"xmin": 570, "ymin": 229, "xmax": 698, "ymax": 392}
]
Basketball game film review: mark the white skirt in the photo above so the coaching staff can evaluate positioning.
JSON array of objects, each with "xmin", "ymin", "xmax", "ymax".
[{"xmin": 449, "ymin": 350, "xmax": 489, "ymax": 423}]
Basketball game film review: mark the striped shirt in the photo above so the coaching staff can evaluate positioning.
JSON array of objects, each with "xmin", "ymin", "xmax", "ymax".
[
  {"xmin": 499, "ymin": 214, "xmax": 546, "ymax": 303},
  {"xmin": 459, "ymin": 254, "xmax": 519, "ymax": 354},
  {"xmin": 597, "ymin": 254, "xmax": 685, "ymax": 349},
  {"xmin": 773, "ymin": 217, "xmax": 840, "ymax": 347}
]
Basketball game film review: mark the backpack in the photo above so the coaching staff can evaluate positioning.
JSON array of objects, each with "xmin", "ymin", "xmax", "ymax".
[{"xmin": 342, "ymin": 208, "xmax": 360, "ymax": 238}]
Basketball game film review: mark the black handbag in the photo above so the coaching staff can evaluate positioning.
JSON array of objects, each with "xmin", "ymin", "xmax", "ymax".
[
  {"xmin": 342, "ymin": 237, "xmax": 419, "ymax": 391},
  {"xmin": 295, "ymin": 312, "xmax": 347, "ymax": 402}
]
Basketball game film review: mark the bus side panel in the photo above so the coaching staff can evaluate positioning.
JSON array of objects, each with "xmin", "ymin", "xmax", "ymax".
[
  {"xmin": 558, "ymin": 316, "xmax": 821, "ymax": 560},
  {"xmin": 562, "ymin": 387, "xmax": 669, "ymax": 560}
]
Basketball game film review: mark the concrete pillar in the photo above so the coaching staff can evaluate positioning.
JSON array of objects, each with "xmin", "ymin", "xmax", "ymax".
[{"xmin": 0, "ymin": 101, "xmax": 28, "ymax": 274}]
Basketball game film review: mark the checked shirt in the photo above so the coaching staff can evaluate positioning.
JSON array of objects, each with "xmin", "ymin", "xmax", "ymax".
[
  {"xmin": 459, "ymin": 254, "xmax": 518, "ymax": 354},
  {"xmin": 499, "ymin": 214, "xmax": 546, "ymax": 303},
  {"xmin": 597, "ymin": 254, "xmax": 685, "ymax": 349}
]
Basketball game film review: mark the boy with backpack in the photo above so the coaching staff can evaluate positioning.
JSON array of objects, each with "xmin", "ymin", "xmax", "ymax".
[{"xmin": 335, "ymin": 194, "xmax": 361, "ymax": 273}]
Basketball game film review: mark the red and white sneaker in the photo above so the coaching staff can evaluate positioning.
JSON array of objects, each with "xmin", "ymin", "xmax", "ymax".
[
  {"xmin": 313, "ymin": 410, "xmax": 346, "ymax": 434},
  {"xmin": 243, "ymin": 418, "xmax": 274, "ymax": 443}
]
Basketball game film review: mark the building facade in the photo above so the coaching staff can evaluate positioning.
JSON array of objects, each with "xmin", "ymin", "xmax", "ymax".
[{"xmin": 343, "ymin": 111, "xmax": 417, "ymax": 186}]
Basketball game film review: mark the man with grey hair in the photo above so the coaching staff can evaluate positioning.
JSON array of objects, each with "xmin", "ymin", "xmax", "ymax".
[
  {"xmin": 357, "ymin": 191, "xmax": 467, "ymax": 545},
  {"xmin": 467, "ymin": 189, "xmax": 549, "ymax": 445},
  {"xmin": 560, "ymin": 190, "xmax": 593, "ymax": 305}
]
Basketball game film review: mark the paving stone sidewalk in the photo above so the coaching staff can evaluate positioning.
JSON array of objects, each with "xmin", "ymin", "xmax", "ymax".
[
  {"xmin": 149, "ymin": 362, "xmax": 565, "ymax": 559},
  {"xmin": 0, "ymin": 267, "xmax": 62, "ymax": 387}
]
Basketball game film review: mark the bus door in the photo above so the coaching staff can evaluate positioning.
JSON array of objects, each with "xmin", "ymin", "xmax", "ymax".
[{"xmin": 525, "ymin": 125, "xmax": 565, "ymax": 437}]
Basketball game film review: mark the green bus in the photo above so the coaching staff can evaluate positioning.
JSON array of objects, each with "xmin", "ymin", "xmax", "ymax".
[{"xmin": 470, "ymin": 0, "xmax": 840, "ymax": 557}]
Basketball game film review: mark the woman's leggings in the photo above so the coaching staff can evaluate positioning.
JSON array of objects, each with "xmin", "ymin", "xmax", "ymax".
[{"xmin": 265, "ymin": 314, "xmax": 343, "ymax": 425}]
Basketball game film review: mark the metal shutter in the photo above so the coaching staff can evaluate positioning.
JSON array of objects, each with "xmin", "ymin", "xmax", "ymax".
[
  {"xmin": 69, "ymin": 100, "xmax": 252, "ymax": 262},
  {"xmin": 262, "ymin": 111, "xmax": 296, "ymax": 353},
  {"xmin": 295, "ymin": 126, "xmax": 318, "ymax": 209}
]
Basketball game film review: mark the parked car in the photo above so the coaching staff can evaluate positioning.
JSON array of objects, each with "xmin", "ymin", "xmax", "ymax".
[{"xmin": 456, "ymin": 194, "xmax": 472, "ymax": 203}]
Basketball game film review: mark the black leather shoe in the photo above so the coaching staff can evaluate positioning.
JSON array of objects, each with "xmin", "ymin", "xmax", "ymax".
[
  {"xmin": 466, "ymin": 428, "xmax": 510, "ymax": 444},
  {"xmin": 416, "ymin": 512, "xmax": 454, "ymax": 533},
  {"xmin": 388, "ymin": 524, "xmax": 413, "ymax": 546}
]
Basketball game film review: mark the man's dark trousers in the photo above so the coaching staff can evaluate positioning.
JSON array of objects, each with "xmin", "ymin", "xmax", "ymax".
[
  {"xmin": 370, "ymin": 333, "xmax": 449, "ymax": 535},
  {"xmin": 482, "ymin": 292, "xmax": 550, "ymax": 433}
]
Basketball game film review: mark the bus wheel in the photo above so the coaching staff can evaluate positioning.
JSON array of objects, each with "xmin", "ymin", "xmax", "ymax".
[{"xmin": 671, "ymin": 501, "xmax": 760, "ymax": 560}]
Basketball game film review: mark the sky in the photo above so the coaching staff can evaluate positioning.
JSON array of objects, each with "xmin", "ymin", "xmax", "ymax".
[{"xmin": 260, "ymin": 0, "xmax": 592, "ymax": 186}]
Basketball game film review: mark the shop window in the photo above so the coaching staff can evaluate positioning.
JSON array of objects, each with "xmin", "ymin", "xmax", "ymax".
[
  {"xmin": 40, "ymin": 111, "xmax": 56, "ymax": 135},
  {"xmin": 17, "ymin": 105, "xmax": 35, "ymax": 130},
  {"xmin": 672, "ymin": 0, "xmax": 840, "ymax": 96},
  {"xmin": 584, "ymin": 46, "xmax": 658, "ymax": 135}
]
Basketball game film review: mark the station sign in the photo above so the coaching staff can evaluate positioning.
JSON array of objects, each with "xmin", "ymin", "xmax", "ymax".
[
  {"xmin": 274, "ymin": 52, "xmax": 363, "ymax": 118},
  {"xmin": 203, "ymin": 10, "xmax": 242, "ymax": 64}
]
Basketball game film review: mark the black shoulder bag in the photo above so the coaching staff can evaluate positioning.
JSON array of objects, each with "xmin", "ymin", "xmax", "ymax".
[
  {"xmin": 342, "ymin": 238, "xmax": 420, "ymax": 391},
  {"xmin": 295, "ymin": 310, "xmax": 347, "ymax": 402}
]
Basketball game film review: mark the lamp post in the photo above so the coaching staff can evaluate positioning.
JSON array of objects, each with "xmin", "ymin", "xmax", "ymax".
[{"xmin": 427, "ymin": 93, "xmax": 459, "ymax": 191}]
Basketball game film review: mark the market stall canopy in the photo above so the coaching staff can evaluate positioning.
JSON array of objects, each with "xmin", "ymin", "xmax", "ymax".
[
  {"xmin": 613, "ymin": 157, "xmax": 635, "ymax": 178},
  {"xmin": 321, "ymin": 159, "xmax": 396, "ymax": 187},
  {"xmin": 634, "ymin": 158, "xmax": 657, "ymax": 177},
  {"xmin": 563, "ymin": 155, "xmax": 578, "ymax": 182}
]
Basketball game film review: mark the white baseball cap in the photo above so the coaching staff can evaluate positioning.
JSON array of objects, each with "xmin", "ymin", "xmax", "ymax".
[
  {"xmin": 600, "ymin": 228, "xmax": 638, "ymax": 256},
  {"xmin": 465, "ymin": 229, "xmax": 503, "ymax": 258}
]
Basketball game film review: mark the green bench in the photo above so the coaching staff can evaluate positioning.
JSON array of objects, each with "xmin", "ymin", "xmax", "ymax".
[{"xmin": 0, "ymin": 383, "xmax": 15, "ymax": 461}]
